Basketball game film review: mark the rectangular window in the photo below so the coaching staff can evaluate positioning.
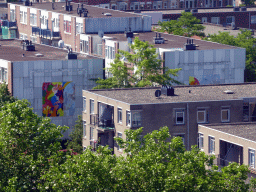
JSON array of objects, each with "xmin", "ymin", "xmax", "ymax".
[
  {"xmin": 90, "ymin": 127, "xmax": 94, "ymax": 140},
  {"xmin": 64, "ymin": 20, "xmax": 71, "ymax": 33},
  {"xmin": 226, "ymin": 16, "xmax": 235, "ymax": 24},
  {"xmin": 30, "ymin": 13, "xmax": 37, "ymax": 26},
  {"xmin": 117, "ymin": 132, "xmax": 122, "ymax": 151},
  {"xmin": 197, "ymin": 110, "xmax": 207, "ymax": 123},
  {"xmin": 176, "ymin": 111, "xmax": 184, "ymax": 124},
  {"xmin": 118, "ymin": 108, "xmax": 122, "ymax": 123},
  {"xmin": 30, "ymin": 36, "xmax": 37, "ymax": 43},
  {"xmin": 209, "ymin": 136, "xmax": 215, "ymax": 154},
  {"xmin": 20, "ymin": 11, "xmax": 24, "ymax": 23},
  {"xmin": 202, "ymin": 17, "xmax": 207, "ymax": 23},
  {"xmin": 83, "ymin": 121, "xmax": 86, "ymax": 138},
  {"xmin": 10, "ymin": 9, "xmax": 15, "ymax": 22},
  {"xmin": 126, "ymin": 111, "xmax": 131, "ymax": 126},
  {"xmin": 80, "ymin": 40, "xmax": 89, "ymax": 53},
  {"xmin": 132, "ymin": 111, "xmax": 142, "ymax": 127},
  {"xmin": 76, "ymin": 23, "xmax": 83, "ymax": 34},
  {"xmin": 90, "ymin": 99, "xmax": 94, "ymax": 114},
  {"xmin": 198, "ymin": 133, "xmax": 204, "ymax": 150},
  {"xmin": 24, "ymin": 12, "xmax": 27, "ymax": 24},
  {"xmin": 251, "ymin": 15, "xmax": 256, "ymax": 24},
  {"xmin": 249, "ymin": 149, "xmax": 255, "ymax": 168},
  {"xmin": 211, "ymin": 17, "xmax": 220, "ymax": 24},
  {"xmin": 221, "ymin": 108, "xmax": 230, "ymax": 122},
  {"xmin": 83, "ymin": 97, "xmax": 86, "ymax": 112}
]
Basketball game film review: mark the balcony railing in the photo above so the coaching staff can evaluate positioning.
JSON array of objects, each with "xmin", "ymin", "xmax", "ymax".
[
  {"xmin": 89, "ymin": 114, "xmax": 114, "ymax": 131},
  {"xmin": 32, "ymin": 27, "xmax": 60, "ymax": 39},
  {"xmin": 0, "ymin": 20, "xmax": 16, "ymax": 28}
]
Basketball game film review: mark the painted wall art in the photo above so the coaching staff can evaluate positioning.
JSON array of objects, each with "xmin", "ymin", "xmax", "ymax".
[
  {"xmin": 42, "ymin": 82, "xmax": 75, "ymax": 117},
  {"xmin": 189, "ymin": 76, "xmax": 200, "ymax": 85}
]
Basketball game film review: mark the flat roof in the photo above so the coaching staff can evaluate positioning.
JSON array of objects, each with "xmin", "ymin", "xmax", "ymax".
[
  {"xmin": 10, "ymin": 2, "xmax": 141, "ymax": 18},
  {"xmin": 142, "ymin": 7, "xmax": 256, "ymax": 15},
  {"xmin": 0, "ymin": 39, "xmax": 98, "ymax": 61},
  {"xmin": 86, "ymin": 83, "xmax": 256, "ymax": 104},
  {"xmin": 100, "ymin": 31, "xmax": 238, "ymax": 50},
  {"xmin": 203, "ymin": 122, "xmax": 256, "ymax": 143}
]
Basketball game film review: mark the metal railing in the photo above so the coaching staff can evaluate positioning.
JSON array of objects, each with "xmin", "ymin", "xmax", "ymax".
[
  {"xmin": 0, "ymin": 20, "xmax": 16, "ymax": 28},
  {"xmin": 32, "ymin": 27, "xmax": 60, "ymax": 38}
]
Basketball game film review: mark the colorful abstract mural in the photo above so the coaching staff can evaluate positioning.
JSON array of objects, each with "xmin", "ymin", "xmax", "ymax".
[
  {"xmin": 42, "ymin": 82, "xmax": 75, "ymax": 117},
  {"xmin": 189, "ymin": 76, "xmax": 200, "ymax": 85}
]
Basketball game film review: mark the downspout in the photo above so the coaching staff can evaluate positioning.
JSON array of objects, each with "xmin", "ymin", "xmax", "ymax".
[
  {"xmin": 187, "ymin": 103, "xmax": 189, "ymax": 150},
  {"xmin": 249, "ymin": 12, "xmax": 251, "ymax": 30}
]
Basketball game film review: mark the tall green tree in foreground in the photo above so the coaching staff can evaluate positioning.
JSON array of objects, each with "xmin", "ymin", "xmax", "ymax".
[
  {"xmin": 0, "ymin": 100, "xmax": 68, "ymax": 191},
  {"xmin": 41, "ymin": 126, "xmax": 256, "ymax": 191},
  {"xmin": 67, "ymin": 115, "xmax": 83, "ymax": 153},
  {"xmin": 158, "ymin": 11, "xmax": 205, "ymax": 37},
  {"xmin": 94, "ymin": 37, "xmax": 182, "ymax": 89},
  {"xmin": 205, "ymin": 30, "xmax": 256, "ymax": 82},
  {"xmin": 0, "ymin": 82, "xmax": 16, "ymax": 107}
]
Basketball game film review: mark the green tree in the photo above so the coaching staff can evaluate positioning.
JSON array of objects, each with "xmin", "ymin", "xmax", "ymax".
[
  {"xmin": 0, "ymin": 99, "xmax": 68, "ymax": 191},
  {"xmin": 66, "ymin": 115, "xmax": 83, "ymax": 153},
  {"xmin": 205, "ymin": 30, "xmax": 256, "ymax": 82},
  {"xmin": 242, "ymin": 0, "xmax": 255, "ymax": 6},
  {"xmin": 41, "ymin": 126, "xmax": 256, "ymax": 191},
  {"xmin": 0, "ymin": 82, "xmax": 16, "ymax": 107},
  {"xmin": 158, "ymin": 11, "xmax": 205, "ymax": 37},
  {"xmin": 94, "ymin": 37, "xmax": 182, "ymax": 89}
]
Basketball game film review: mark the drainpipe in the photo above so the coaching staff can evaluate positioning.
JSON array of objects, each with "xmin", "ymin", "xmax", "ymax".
[
  {"xmin": 249, "ymin": 12, "xmax": 251, "ymax": 30},
  {"xmin": 187, "ymin": 103, "xmax": 189, "ymax": 150}
]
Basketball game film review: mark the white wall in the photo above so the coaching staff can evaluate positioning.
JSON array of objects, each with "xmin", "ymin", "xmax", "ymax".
[
  {"xmin": 12, "ymin": 59, "xmax": 104, "ymax": 138},
  {"xmin": 141, "ymin": 12, "xmax": 162, "ymax": 25},
  {"xmin": 164, "ymin": 48, "xmax": 245, "ymax": 85},
  {"xmin": 85, "ymin": 16, "xmax": 152, "ymax": 33}
]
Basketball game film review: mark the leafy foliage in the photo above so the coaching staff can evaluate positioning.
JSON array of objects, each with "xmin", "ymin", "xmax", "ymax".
[
  {"xmin": 66, "ymin": 115, "xmax": 83, "ymax": 153},
  {"xmin": 0, "ymin": 100, "xmax": 68, "ymax": 191},
  {"xmin": 94, "ymin": 37, "xmax": 182, "ymax": 89},
  {"xmin": 0, "ymin": 82, "xmax": 16, "ymax": 107},
  {"xmin": 205, "ymin": 30, "xmax": 256, "ymax": 82},
  {"xmin": 158, "ymin": 11, "xmax": 205, "ymax": 37},
  {"xmin": 41, "ymin": 126, "xmax": 256, "ymax": 191}
]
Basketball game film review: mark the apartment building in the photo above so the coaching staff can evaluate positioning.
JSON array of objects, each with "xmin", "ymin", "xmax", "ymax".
[
  {"xmin": 7, "ymin": 1, "xmax": 151, "ymax": 50},
  {"xmin": 145, "ymin": 7, "xmax": 256, "ymax": 29},
  {"xmin": 82, "ymin": 83, "xmax": 256, "ymax": 155},
  {"xmin": 0, "ymin": 39, "xmax": 104, "ymax": 138},
  {"xmin": 199, "ymin": 122, "xmax": 256, "ymax": 172},
  {"xmin": 79, "ymin": 31, "xmax": 245, "ymax": 85}
]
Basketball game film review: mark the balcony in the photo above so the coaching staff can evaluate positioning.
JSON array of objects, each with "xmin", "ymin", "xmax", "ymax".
[
  {"xmin": 0, "ymin": 20, "xmax": 17, "ymax": 28},
  {"xmin": 32, "ymin": 27, "xmax": 60, "ymax": 39},
  {"xmin": 90, "ymin": 114, "xmax": 114, "ymax": 131}
]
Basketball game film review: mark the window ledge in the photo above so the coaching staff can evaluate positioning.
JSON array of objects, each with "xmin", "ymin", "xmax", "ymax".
[
  {"xmin": 64, "ymin": 32, "xmax": 71, "ymax": 35},
  {"xmin": 20, "ymin": 22, "xmax": 27, "ymax": 25},
  {"xmin": 30, "ymin": 24, "xmax": 38, "ymax": 27}
]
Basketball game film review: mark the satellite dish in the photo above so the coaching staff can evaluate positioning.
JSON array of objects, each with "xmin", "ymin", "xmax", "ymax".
[
  {"xmin": 58, "ymin": 40, "xmax": 64, "ymax": 48},
  {"xmin": 155, "ymin": 90, "xmax": 161, "ymax": 98},
  {"xmin": 98, "ymin": 30, "xmax": 104, "ymax": 38}
]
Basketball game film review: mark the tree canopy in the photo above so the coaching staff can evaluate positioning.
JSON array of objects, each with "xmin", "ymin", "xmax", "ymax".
[
  {"xmin": 0, "ymin": 99, "xmax": 68, "ymax": 191},
  {"xmin": 40, "ymin": 126, "xmax": 256, "ymax": 191},
  {"xmin": 158, "ymin": 11, "xmax": 205, "ymax": 37},
  {"xmin": 93, "ymin": 37, "xmax": 182, "ymax": 89},
  {"xmin": 205, "ymin": 30, "xmax": 256, "ymax": 82}
]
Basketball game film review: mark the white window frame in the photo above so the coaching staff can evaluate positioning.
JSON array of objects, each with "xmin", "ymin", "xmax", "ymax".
[
  {"xmin": 221, "ymin": 108, "xmax": 230, "ymax": 122},
  {"xmin": 83, "ymin": 97, "xmax": 86, "ymax": 112},
  {"xmin": 251, "ymin": 15, "xmax": 256, "ymax": 24},
  {"xmin": 176, "ymin": 111, "xmax": 185, "ymax": 125},
  {"xmin": 209, "ymin": 136, "xmax": 215, "ymax": 154},
  {"xmin": 90, "ymin": 127, "xmax": 94, "ymax": 141},
  {"xmin": 80, "ymin": 40, "xmax": 89, "ymax": 53},
  {"xmin": 202, "ymin": 17, "xmax": 207, "ymax": 23},
  {"xmin": 0, "ymin": 67, "xmax": 7, "ymax": 83},
  {"xmin": 132, "ymin": 111, "xmax": 142, "ymax": 127},
  {"xmin": 10, "ymin": 9, "xmax": 15, "ymax": 22},
  {"xmin": 118, "ymin": 108, "xmax": 122, "ymax": 123},
  {"xmin": 30, "ymin": 13, "xmax": 37, "ymax": 26},
  {"xmin": 83, "ymin": 121, "xmax": 86, "ymax": 138},
  {"xmin": 126, "ymin": 111, "xmax": 131, "ymax": 127},
  {"xmin": 249, "ymin": 149, "xmax": 255, "ymax": 168},
  {"xmin": 20, "ymin": 11, "xmax": 24, "ymax": 24},
  {"xmin": 64, "ymin": 20, "xmax": 71, "ymax": 33},
  {"xmin": 198, "ymin": 133, "xmax": 204, "ymax": 150},
  {"xmin": 197, "ymin": 110, "xmax": 207, "ymax": 123},
  {"xmin": 30, "ymin": 35, "xmax": 37, "ymax": 43},
  {"xmin": 211, "ymin": 17, "xmax": 220, "ymax": 24},
  {"xmin": 90, "ymin": 99, "xmax": 94, "ymax": 114},
  {"xmin": 117, "ymin": 132, "xmax": 122, "ymax": 151}
]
